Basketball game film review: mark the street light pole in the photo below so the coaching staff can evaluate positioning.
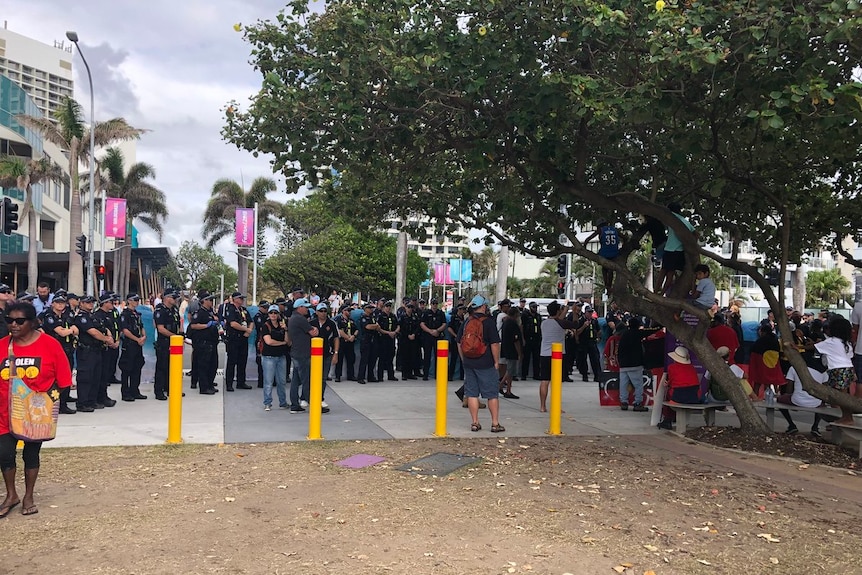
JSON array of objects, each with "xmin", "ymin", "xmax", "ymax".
[{"xmin": 66, "ymin": 31, "xmax": 96, "ymax": 296}]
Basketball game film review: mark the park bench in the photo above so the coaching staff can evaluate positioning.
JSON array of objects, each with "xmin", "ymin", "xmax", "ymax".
[
  {"xmin": 829, "ymin": 422, "xmax": 862, "ymax": 459},
  {"xmin": 662, "ymin": 401, "xmax": 728, "ymax": 432},
  {"xmin": 753, "ymin": 402, "xmax": 841, "ymax": 431}
]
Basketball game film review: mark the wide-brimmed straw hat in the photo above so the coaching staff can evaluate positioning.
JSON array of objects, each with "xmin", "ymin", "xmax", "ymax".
[{"xmin": 667, "ymin": 346, "xmax": 691, "ymax": 364}]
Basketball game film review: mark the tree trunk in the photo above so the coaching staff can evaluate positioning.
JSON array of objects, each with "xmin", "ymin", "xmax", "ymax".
[
  {"xmin": 67, "ymin": 142, "xmax": 84, "ymax": 294},
  {"xmin": 792, "ymin": 264, "xmax": 806, "ymax": 311},
  {"xmin": 26, "ymin": 194, "xmax": 38, "ymax": 293}
]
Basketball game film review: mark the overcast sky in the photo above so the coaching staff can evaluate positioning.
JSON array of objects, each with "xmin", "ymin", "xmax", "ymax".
[{"xmin": 7, "ymin": 0, "xmax": 318, "ymax": 265}]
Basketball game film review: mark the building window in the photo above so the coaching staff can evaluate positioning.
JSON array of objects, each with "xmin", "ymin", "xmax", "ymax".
[{"xmin": 40, "ymin": 220, "xmax": 55, "ymax": 250}]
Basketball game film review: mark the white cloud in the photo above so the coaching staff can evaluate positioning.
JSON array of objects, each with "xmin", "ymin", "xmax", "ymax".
[{"xmin": 6, "ymin": 0, "xmax": 299, "ymax": 267}]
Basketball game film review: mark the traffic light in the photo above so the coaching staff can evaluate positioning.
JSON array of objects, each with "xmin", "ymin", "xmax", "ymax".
[
  {"xmin": 2, "ymin": 197, "xmax": 18, "ymax": 236},
  {"xmin": 75, "ymin": 235, "xmax": 88, "ymax": 259},
  {"xmin": 556, "ymin": 254, "xmax": 567, "ymax": 278},
  {"xmin": 97, "ymin": 265, "xmax": 106, "ymax": 282},
  {"xmin": 557, "ymin": 280, "xmax": 566, "ymax": 299},
  {"xmin": 765, "ymin": 268, "xmax": 780, "ymax": 287}
]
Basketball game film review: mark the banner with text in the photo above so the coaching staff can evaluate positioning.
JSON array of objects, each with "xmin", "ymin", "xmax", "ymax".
[
  {"xmin": 235, "ymin": 208, "xmax": 255, "ymax": 246},
  {"xmin": 105, "ymin": 198, "xmax": 127, "ymax": 238}
]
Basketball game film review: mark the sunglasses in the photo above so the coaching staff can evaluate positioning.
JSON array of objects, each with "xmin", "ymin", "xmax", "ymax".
[
  {"xmin": 268, "ymin": 311, "xmax": 280, "ymax": 315},
  {"xmin": 5, "ymin": 317, "xmax": 29, "ymax": 325},
  {"xmin": 0, "ymin": 290, "xmax": 11, "ymax": 295}
]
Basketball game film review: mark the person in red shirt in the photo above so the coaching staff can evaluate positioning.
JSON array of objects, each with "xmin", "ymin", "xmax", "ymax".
[
  {"xmin": 658, "ymin": 346, "xmax": 700, "ymax": 429},
  {"xmin": 0, "ymin": 302, "xmax": 73, "ymax": 517},
  {"xmin": 707, "ymin": 314, "xmax": 740, "ymax": 364}
]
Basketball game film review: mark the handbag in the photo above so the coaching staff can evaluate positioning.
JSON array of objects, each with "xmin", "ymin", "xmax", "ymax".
[{"xmin": 8, "ymin": 340, "xmax": 60, "ymax": 442}]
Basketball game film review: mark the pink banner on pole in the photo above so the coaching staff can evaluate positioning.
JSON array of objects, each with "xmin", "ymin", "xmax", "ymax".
[
  {"xmin": 433, "ymin": 263, "xmax": 452, "ymax": 285},
  {"xmin": 105, "ymin": 198, "xmax": 127, "ymax": 238},
  {"xmin": 235, "ymin": 208, "xmax": 255, "ymax": 246}
]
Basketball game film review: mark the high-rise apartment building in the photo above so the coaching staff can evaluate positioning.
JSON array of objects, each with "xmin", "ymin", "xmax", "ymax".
[{"xmin": 0, "ymin": 24, "xmax": 74, "ymax": 120}]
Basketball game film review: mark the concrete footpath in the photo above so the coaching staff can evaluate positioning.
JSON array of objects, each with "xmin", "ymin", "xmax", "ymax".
[{"xmin": 47, "ymin": 346, "xmax": 747, "ymax": 448}]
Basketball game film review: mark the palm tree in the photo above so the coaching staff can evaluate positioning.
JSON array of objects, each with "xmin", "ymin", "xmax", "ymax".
[
  {"xmin": 97, "ymin": 147, "xmax": 168, "ymax": 298},
  {"xmin": 17, "ymin": 97, "xmax": 145, "ymax": 294},
  {"xmin": 472, "ymin": 246, "xmax": 497, "ymax": 292},
  {"xmin": 0, "ymin": 156, "xmax": 66, "ymax": 291},
  {"xmin": 806, "ymin": 268, "xmax": 850, "ymax": 308},
  {"xmin": 202, "ymin": 177, "xmax": 281, "ymax": 295}
]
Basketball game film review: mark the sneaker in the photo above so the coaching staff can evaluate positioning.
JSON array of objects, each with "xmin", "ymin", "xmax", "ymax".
[
  {"xmin": 321, "ymin": 406, "xmax": 330, "ymax": 414},
  {"xmin": 502, "ymin": 392, "xmax": 520, "ymax": 399},
  {"xmin": 289, "ymin": 406, "xmax": 306, "ymax": 414},
  {"xmin": 784, "ymin": 426, "xmax": 798, "ymax": 435},
  {"xmin": 264, "ymin": 405, "xmax": 271, "ymax": 411},
  {"xmin": 300, "ymin": 400, "xmax": 309, "ymax": 408},
  {"xmin": 633, "ymin": 404, "xmax": 648, "ymax": 412},
  {"xmin": 620, "ymin": 403, "xmax": 629, "ymax": 411},
  {"xmin": 278, "ymin": 405, "xmax": 289, "ymax": 410},
  {"xmin": 321, "ymin": 401, "xmax": 329, "ymax": 408},
  {"xmin": 811, "ymin": 428, "xmax": 822, "ymax": 438},
  {"xmin": 657, "ymin": 420, "xmax": 673, "ymax": 430}
]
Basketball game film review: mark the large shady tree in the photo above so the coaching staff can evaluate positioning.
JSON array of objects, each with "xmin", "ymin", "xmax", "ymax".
[
  {"xmin": 18, "ymin": 97, "xmax": 145, "ymax": 294},
  {"xmin": 224, "ymin": 0, "xmax": 862, "ymax": 432}
]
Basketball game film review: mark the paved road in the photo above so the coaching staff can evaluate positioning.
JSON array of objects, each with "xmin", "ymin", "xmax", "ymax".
[{"xmin": 49, "ymin": 343, "xmax": 819, "ymax": 448}]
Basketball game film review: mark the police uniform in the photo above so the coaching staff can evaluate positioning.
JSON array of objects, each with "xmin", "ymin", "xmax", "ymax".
[
  {"xmin": 356, "ymin": 305, "xmax": 378, "ymax": 384},
  {"xmin": 447, "ymin": 308, "xmax": 465, "ymax": 380},
  {"xmin": 521, "ymin": 305, "xmax": 543, "ymax": 380},
  {"xmin": 73, "ymin": 296, "xmax": 105, "ymax": 411},
  {"xmin": 93, "ymin": 295, "xmax": 119, "ymax": 407},
  {"xmin": 223, "ymin": 292, "xmax": 253, "ymax": 391},
  {"xmin": 334, "ymin": 308, "xmax": 357, "ymax": 381},
  {"xmin": 419, "ymin": 300, "xmax": 447, "ymax": 380},
  {"xmin": 253, "ymin": 301, "xmax": 269, "ymax": 388},
  {"xmin": 119, "ymin": 294, "xmax": 147, "ymax": 401},
  {"xmin": 41, "ymin": 296, "xmax": 77, "ymax": 413},
  {"xmin": 309, "ymin": 307, "xmax": 338, "ymax": 399},
  {"xmin": 108, "ymin": 295, "xmax": 122, "ymax": 383},
  {"xmin": 576, "ymin": 307, "xmax": 601, "ymax": 381},
  {"xmin": 398, "ymin": 307, "xmax": 421, "ymax": 379},
  {"xmin": 191, "ymin": 293, "xmax": 220, "ymax": 394},
  {"xmin": 376, "ymin": 303, "xmax": 398, "ymax": 381},
  {"xmin": 154, "ymin": 291, "xmax": 182, "ymax": 399}
]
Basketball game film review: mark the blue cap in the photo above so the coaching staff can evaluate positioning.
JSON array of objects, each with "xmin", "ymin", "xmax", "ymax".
[
  {"xmin": 293, "ymin": 297, "xmax": 312, "ymax": 309},
  {"xmin": 315, "ymin": 303, "xmax": 328, "ymax": 311},
  {"xmin": 267, "ymin": 304, "xmax": 280, "ymax": 313},
  {"xmin": 470, "ymin": 295, "xmax": 488, "ymax": 308}
]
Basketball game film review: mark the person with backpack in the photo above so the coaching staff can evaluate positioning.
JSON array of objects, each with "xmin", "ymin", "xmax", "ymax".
[{"xmin": 457, "ymin": 295, "xmax": 504, "ymax": 433}]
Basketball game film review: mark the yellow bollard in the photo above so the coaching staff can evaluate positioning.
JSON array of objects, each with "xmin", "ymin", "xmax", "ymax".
[
  {"xmin": 547, "ymin": 342, "xmax": 564, "ymax": 435},
  {"xmin": 308, "ymin": 337, "xmax": 324, "ymax": 440},
  {"xmin": 434, "ymin": 339, "xmax": 448, "ymax": 437},
  {"xmin": 166, "ymin": 334, "xmax": 184, "ymax": 444}
]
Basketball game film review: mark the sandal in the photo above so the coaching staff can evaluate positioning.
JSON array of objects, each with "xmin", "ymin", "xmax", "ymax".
[
  {"xmin": 21, "ymin": 504, "xmax": 38, "ymax": 516},
  {"xmin": 490, "ymin": 424, "xmax": 506, "ymax": 433},
  {"xmin": 0, "ymin": 500, "xmax": 20, "ymax": 518},
  {"xmin": 470, "ymin": 422, "xmax": 481, "ymax": 432}
]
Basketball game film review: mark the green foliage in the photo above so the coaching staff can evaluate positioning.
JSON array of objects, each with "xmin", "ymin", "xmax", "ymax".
[
  {"xmin": 806, "ymin": 268, "xmax": 850, "ymax": 308},
  {"xmin": 262, "ymin": 223, "xmax": 427, "ymax": 297}
]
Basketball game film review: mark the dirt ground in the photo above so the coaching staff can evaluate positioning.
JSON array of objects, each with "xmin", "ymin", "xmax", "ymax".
[
  {"xmin": 2, "ymin": 436, "xmax": 862, "ymax": 575},
  {"xmin": 688, "ymin": 426, "xmax": 861, "ymax": 469}
]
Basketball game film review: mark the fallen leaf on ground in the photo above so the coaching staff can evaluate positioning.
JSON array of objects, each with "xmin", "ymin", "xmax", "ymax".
[{"xmin": 757, "ymin": 533, "xmax": 780, "ymax": 543}]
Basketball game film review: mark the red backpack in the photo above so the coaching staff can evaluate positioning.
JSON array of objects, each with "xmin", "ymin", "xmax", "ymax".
[{"xmin": 461, "ymin": 315, "xmax": 489, "ymax": 359}]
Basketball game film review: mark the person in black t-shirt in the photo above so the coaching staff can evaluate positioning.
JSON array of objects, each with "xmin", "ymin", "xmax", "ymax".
[
  {"xmin": 259, "ymin": 304, "xmax": 289, "ymax": 410},
  {"xmin": 190, "ymin": 293, "xmax": 220, "ymax": 395}
]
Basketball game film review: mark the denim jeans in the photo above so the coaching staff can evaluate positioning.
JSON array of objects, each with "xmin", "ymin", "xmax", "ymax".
[
  {"xmin": 262, "ymin": 355, "xmax": 287, "ymax": 407},
  {"xmin": 618, "ymin": 366, "xmax": 644, "ymax": 405},
  {"xmin": 290, "ymin": 355, "xmax": 311, "ymax": 409}
]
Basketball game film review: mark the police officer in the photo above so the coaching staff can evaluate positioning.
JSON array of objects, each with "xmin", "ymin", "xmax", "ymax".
[
  {"xmin": 309, "ymin": 303, "xmax": 337, "ymax": 411},
  {"xmin": 376, "ymin": 301, "xmax": 399, "ymax": 381},
  {"xmin": 394, "ymin": 297, "xmax": 410, "ymax": 372},
  {"xmin": 74, "ymin": 295, "xmax": 113, "ymax": 412},
  {"xmin": 94, "ymin": 293, "xmax": 120, "ymax": 407},
  {"xmin": 253, "ymin": 299, "xmax": 269, "ymax": 388},
  {"xmin": 0, "ymin": 283, "xmax": 11, "ymax": 339},
  {"xmin": 108, "ymin": 293, "xmax": 122, "ymax": 383},
  {"xmin": 154, "ymin": 290, "xmax": 182, "ymax": 400},
  {"xmin": 356, "ymin": 302, "xmax": 379, "ymax": 384},
  {"xmin": 335, "ymin": 304, "xmax": 357, "ymax": 382},
  {"xmin": 419, "ymin": 298, "xmax": 446, "ymax": 380},
  {"xmin": 119, "ymin": 293, "xmax": 147, "ymax": 401},
  {"xmin": 447, "ymin": 305, "xmax": 466, "ymax": 380},
  {"xmin": 398, "ymin": 303, "xmax": 421, "ymax": 379},
  {"xmin": 40, "ymin": 293, "xmax": 77, "ymax": 413},
  {"xmin": 189, "ymin": 292, "xmax": 219, "ymax": 395},
  {"xmin": 223, "ymin": 291, "xmax": 254, "ymax": 391},
  {"xmin": 521, "ymin": 302, "xmax": 543, "ymax": 380}
]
